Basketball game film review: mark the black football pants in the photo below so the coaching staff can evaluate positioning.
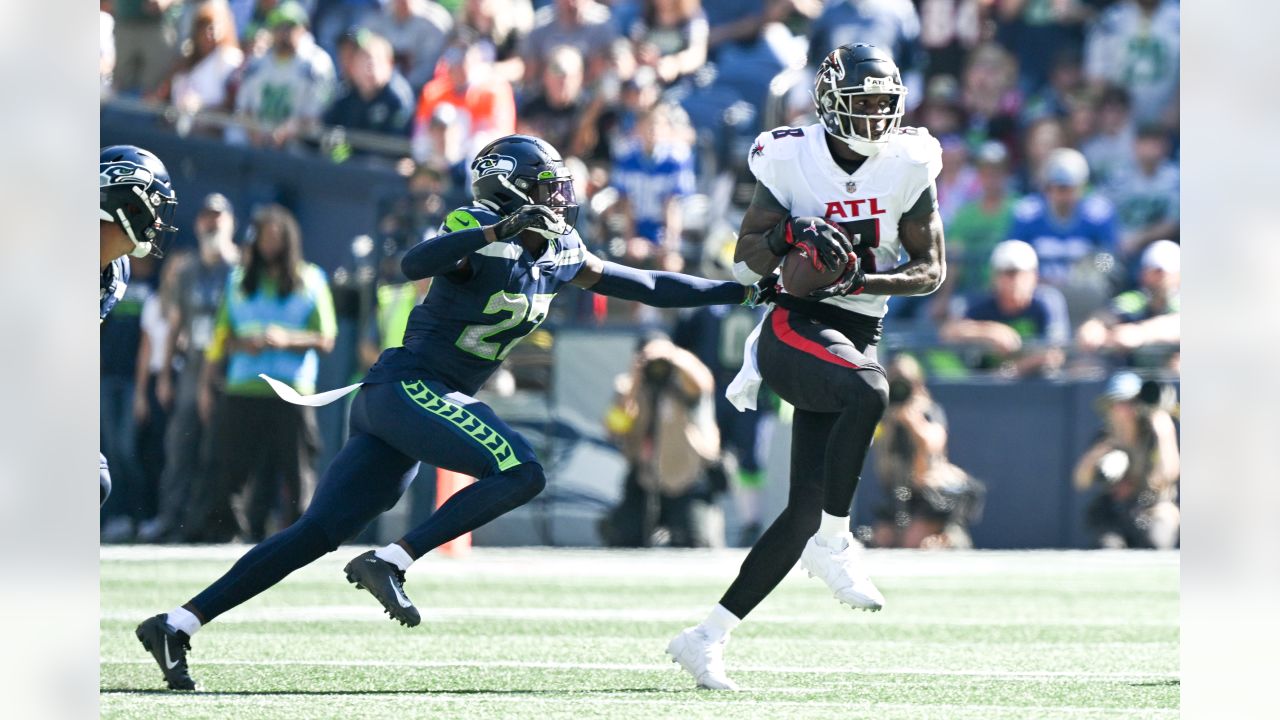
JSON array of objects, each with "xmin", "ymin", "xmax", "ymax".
[{"xmin": 719, "ymin": 308, "xmax": 888, "ymax": 618}]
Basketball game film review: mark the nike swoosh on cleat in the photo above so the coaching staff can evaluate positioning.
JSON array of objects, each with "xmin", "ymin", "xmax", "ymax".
[
  {"xmin": 163, "ymin": 639, "xmax": 178, "ymax": 670},
  {"xmin": 389, "ymin": 581, "xmax": 413, "ymax": 608}
]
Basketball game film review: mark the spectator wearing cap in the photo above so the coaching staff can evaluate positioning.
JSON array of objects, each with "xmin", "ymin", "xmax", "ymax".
[
  {"xmin": 1073, "ymin": 370, "xmax": 1180, "ymax": 549},
  {"xmin": 111, "ymin": 0, "xmax": 181, "ymax": 95},
  {"xmin": 1076, "ymin": 239, "xmax": 1179, "ymax": 372},
  {"xmin": 1007, "ymin": 147, "xmax": 1117, "ymax": 289},
  {"xmin": 629, "ymin": 0, "xmax": 708, "ymax": 87},
  {"xmin": 1106, "ymin": 124, "xmax": 1179, "ymax": 259},
  {"xmin": 150, "ymin": 0, "xmax": 244, "ymax": 116},
  {"xmin": 517, "ymin": 0, "xmax": 619, "ymax": 86},
  {"xmin": 411, "ymin": 41, "xmax": 516, "ymax": 161},
  {"xmin": 938, "ymin": 141, "xmax": 1017, "ymax": 304},
  {"xmin": 323, "ymin": 31, "xmax": 416, "ymax": 139},
  {"xmin": 518, "ymin": 45, "xmax": 589, "ymax": 157},
  {"xmin": 137, "ymin": 193, "xmax": 242, "ymax": 543},
  {"xmin": 230, "ymin": 1, "xmax": 337, "ymax": 148},
  {"xmin": 359, "ymin": 0, "xmax": 453, "ymax": 91},
  {"xmin": 608, "ymin": 104, "xmax": 696, "ymax": 273},
  {"xmin": 1084, "ymin": 0, "xmax": 1179, "ymax": 127},
  {"xmin": 940, "ymin": 239, "xmax": 1070, "ymax": 378}
]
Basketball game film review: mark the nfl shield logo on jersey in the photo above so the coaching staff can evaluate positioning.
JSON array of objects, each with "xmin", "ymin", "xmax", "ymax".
[{"xmin": 846, "ymin": 181, "xmax": 857, "ymax": 193}]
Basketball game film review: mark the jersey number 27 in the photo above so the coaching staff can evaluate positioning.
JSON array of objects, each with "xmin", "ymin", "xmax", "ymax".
[{"xmin": 457, "ymin": 291, "xmax": 554, "ymax": 361}]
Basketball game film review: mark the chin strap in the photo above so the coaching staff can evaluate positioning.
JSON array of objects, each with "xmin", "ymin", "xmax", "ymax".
[{"xmin": 846, "ymin": 137, "xmax": 884, "ymax": 157}]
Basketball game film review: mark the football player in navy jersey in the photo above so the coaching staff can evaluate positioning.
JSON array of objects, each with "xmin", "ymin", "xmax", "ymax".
[
  {"xmin": 100, "ymin": 145, "xmax": 178, "ymax": 506},
  {"xmin": 135, "ymin": 134, "xmax": 768, "ymax": 690}
]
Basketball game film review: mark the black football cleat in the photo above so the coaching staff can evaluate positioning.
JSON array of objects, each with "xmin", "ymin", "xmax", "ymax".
[
  {"xmin": 344, "ymin": 550, "xmax": 421, "ymax": 627},
  {"xmin": 135, "ymin": 614, "xmax": 197, "ymax": 691}
]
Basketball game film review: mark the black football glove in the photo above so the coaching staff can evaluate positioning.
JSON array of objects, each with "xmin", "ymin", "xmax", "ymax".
[
  {"xmin": 492, "ymin": 205, "xmax": 565, "ymax": 241},
  {"xmin": 809, "ymin": 255, "xmax": 867, "ymax": 299},
  {"xmin": 742, "ymin": 274, "xmax": 779, "ymax": 308},
  {"xmin": 764, "ymin": 216, "xmax": 852, "ymax": 273}
]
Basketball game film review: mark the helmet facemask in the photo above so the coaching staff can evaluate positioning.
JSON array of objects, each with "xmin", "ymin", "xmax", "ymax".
[
  {"xmin": 531, "ymin": 169, "xmax": 579, "ymax": 237},
  {"xmin": 815, "ymin": 72, "xmax": 907, "ymax": 157},
  {"xmin": 100, "ymin": 161, "xmax": 178, "ymax": 258},
  {"xmin": 511, "ymin": 167, "xmax": 578, "ymax": 239}
]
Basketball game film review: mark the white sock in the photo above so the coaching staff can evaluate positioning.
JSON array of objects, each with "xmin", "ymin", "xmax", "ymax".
[
  {"xmin": 698, "ymin": 604, "xmax": 741, "ymax": 641},
  {"xmin": 375, "ymin": 543, "xmax": 414, "ymax": 572},
  {"xmin": 817, "ymin": 511, "xmax": 850, "ymax": 543},
  {"xmin": 165, "ymin": 607, "xmax": 202, "ymax": 637}
]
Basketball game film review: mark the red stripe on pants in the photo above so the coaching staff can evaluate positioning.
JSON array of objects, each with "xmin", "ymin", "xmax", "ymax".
[{"xmin": 770, "ymin": 308, "xmax": 860, "ymax": 369}]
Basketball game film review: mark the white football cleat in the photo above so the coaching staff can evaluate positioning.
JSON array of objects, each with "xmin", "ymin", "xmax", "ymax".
[
  {"xmin": 666, "ymin": 626, "xmax": 740, "ymax": 691},
  {"xmin": 800, "ymin": 532, "xmax": 886, "ymax": 611}
]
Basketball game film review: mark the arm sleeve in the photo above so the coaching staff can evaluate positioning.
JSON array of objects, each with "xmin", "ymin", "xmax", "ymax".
[
  {"xmin": 400, "ymin": 227, "xmax": 490, "ymax": 280},
  {"xmin": 591, "ymin": 261, "xmax": 745, "ymax": 308}
]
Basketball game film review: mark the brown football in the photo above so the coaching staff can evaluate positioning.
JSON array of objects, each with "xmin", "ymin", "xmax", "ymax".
[{"xmin": 780, "ymin": 245, "xmax": 843, "ymax": 297}]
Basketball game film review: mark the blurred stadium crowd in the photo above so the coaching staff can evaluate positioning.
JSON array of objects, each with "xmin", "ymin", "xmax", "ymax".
[{"xmin": 100, "ymin": 0, "xmax": 1179, "ymax": 549}]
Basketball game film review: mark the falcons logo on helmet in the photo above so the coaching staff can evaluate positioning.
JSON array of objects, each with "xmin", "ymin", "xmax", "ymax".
[{"xmin": 751, "ymin": 142, "xmax": 764, "ymax": 159}]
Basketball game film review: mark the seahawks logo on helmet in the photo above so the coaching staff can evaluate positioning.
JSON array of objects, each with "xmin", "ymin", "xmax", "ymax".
[
  {"xmin": 473, "ymin": 154, "xmax": 517, "ymax": 179},
  {"xmin": 100, "ymin": 162, "xmax": 155, "ymax": 188}
]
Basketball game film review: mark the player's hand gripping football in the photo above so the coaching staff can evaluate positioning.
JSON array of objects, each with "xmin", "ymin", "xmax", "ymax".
[
  {"xmin": 492, "ymin": 204, "xmax": 566, "ymax": 241},
  {"xmin": 809, "ymin": 253, "xmax": 867, "ymax": 298},
  {"xmin": 765, "ymin": 216, "xmax": 853, "ymax": 272}
]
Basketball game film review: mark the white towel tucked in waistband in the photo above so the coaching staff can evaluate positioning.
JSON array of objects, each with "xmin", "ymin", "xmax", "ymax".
[
  {"xmin": 725, "ymin": 313, "xmax": 767, "ymax": 412},
  {"xmin": 259, "ymin": 373, "xmax": 362, "ymax": 407}
]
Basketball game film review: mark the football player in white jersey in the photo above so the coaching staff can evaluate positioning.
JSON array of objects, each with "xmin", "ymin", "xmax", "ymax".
[{"xmin": 667, "ymin": 43, "xmax": 946, "ymax": 690}]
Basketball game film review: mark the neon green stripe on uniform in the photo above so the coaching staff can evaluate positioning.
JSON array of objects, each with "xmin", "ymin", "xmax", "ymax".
[
  {"xmin": 400, "ymin": 380, "xmax": 519, "ymax": 471},
  {"xmin": 444, "ymin": 209, "xmax": 481, "ymax": 233}
]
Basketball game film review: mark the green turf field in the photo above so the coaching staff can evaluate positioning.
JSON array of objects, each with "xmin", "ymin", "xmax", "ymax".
[{"xmin": 100, "ymin": 546, "xmax": 1178, "ymax": 719}]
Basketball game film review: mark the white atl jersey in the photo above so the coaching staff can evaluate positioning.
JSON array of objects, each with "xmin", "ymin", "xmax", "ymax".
[{"xmin": 748, "ymin": 123, "xmax": 943, "ymax": 318}]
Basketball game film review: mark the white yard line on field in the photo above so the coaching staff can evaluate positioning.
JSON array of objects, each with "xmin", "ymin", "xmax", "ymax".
[
  {"xmin": 100, "ymin": 605, "xmax": 1179, "ymax": 627},
  {"xmin": 101, "ymin": 656, "xmax": 1179, "ymax": 681},
  {"xmin": 99, "ymin": 546, "xmax": 1180, "ymax": 580}
]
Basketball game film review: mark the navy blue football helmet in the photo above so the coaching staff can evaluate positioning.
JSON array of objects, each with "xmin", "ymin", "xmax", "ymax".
[
  {"xmin": 470, "ymin": 135, "xmax": 579, "ymax": 237},
  {"xmin": 99, "ymin": 145, "xmax": 178, "ymax": 257}
]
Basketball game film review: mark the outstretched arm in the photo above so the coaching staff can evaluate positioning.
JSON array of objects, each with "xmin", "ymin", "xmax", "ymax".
[{"xmin": 570, "ymin": 248, "xmax": 748, "ymax": 308}]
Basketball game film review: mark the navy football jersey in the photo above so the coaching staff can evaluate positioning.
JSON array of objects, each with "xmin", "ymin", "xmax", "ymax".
[
  {"xmin": 100, "ymin": 256, "xmax": 130, "ymax": 322},
  {"xmin": 364, "ymin": 205, "xmax": 588, "ymax": 395}
]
